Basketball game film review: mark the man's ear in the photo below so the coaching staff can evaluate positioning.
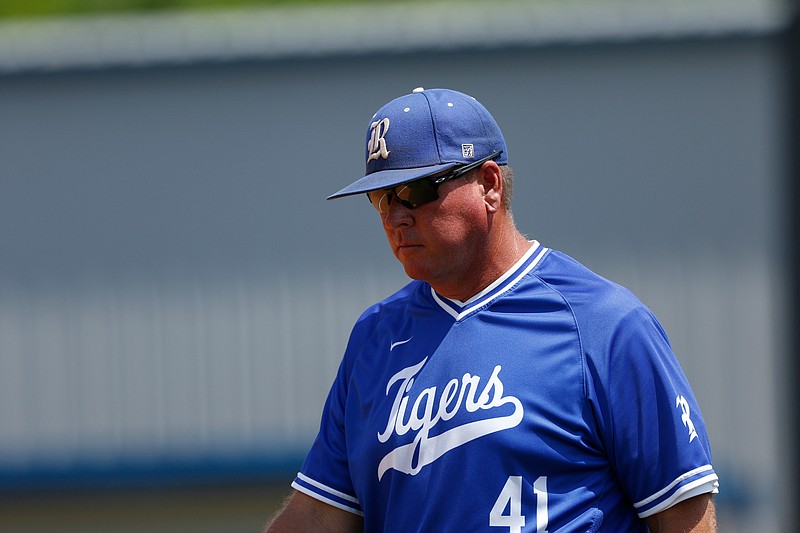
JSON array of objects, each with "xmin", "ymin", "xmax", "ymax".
[{"xmin": 479, "ymin": 161, "xmax": 503, "ymax": 213}]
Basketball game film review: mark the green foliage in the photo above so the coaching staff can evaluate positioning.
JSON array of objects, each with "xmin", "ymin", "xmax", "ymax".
[{"xmin": 0, "ymin": 0, "xmax": 372, "ymax": 19}]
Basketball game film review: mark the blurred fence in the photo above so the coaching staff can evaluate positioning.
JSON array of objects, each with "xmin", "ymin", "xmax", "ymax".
[{"xmin": 0, "ymin": 270, "xmax": 398, "ymax": 487}]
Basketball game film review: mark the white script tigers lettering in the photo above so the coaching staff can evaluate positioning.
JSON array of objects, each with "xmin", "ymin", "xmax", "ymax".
[{"xmin": 376, "ymin": 357, "xmax": 523, "ymax": 480}]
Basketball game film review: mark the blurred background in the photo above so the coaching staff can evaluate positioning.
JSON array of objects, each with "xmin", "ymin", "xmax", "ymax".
[{"xmin": 1, "ymin": 0, "xmax": 798, "ymax": 531}]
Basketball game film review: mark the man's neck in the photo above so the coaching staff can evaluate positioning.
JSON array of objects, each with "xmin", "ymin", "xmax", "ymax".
[{"xmin": 433, "ymin": 229, "xmax": 532, "ymax": 302}]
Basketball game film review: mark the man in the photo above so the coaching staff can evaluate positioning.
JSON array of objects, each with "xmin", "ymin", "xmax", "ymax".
[{"xmin": 266, "ymin": 88, "xmax": 718, "ymax": 532}]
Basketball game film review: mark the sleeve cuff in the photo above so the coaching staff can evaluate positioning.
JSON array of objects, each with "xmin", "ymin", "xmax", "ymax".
[
  {"xmin": 635, "ymin": 465, "xmax": 719, "ymax": 518},
  {"xmin": 291, "ymin": 472, "xmax": 364, "ymax": 517}
]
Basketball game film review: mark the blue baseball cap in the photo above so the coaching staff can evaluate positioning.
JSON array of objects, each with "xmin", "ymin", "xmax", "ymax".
[{"xmin": 327, "ymin": 87, "xmax": 508, "ymax": 200}]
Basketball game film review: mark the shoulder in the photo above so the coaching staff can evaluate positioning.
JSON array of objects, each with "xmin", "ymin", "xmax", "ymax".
[
  {"xmin": 345, "ymin": 280, "xmax": 429, "ymax": 345},
  {"xmin": 535, "ymin": 249, "xmax": 678, "ymax": 375},
  {"xmin": 355, "ymin": 280, "xmax": 427, "ymax": 324},
  {"xmin": 535, "ymin": 249, "xmax": 647, "ymax": 322},
  {"xmin": 532, "ymin": 248, "xmax": 673, "ymax": 368}
]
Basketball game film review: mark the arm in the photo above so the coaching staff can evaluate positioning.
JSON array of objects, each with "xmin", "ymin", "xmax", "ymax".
[
  {"xmin": 264, "ymin": 490, "xmax": 364, "ymax": 533},
  {"xmin": 645, "ymin": 493, "xmax": 716, "ymax": 533}
]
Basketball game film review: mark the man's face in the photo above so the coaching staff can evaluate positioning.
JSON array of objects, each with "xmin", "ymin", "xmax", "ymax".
[{"xmin": 378, "ymin": 172, "xmax": 489, "ymax": 292}]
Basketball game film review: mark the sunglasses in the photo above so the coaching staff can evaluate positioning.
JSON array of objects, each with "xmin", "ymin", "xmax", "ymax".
[{"xmin": 366, "ymin": 151, "xmax": 503, "ymax": 214}]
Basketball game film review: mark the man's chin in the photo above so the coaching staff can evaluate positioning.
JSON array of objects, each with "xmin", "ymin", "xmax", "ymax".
[{"xmin": 399, "ymin": 262, "xmax": 431, "ymax": 283}]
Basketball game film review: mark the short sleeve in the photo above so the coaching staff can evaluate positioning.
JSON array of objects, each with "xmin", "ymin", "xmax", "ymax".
[
  {"xmin": 291, "ymin": 356, "xmax": 363, "ymax": 516},
  {"xmin": 585, "ymin": 305, "xmax": 719, "ymax": 518}
]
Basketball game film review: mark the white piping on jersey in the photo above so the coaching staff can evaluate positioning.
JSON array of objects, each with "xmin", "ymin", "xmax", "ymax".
[
  {"xmin": 633, "ymin": 464, "xmax": 716, "ymax": 508},
  {"xmin": 432, "ymin": 240, "xmax": 549, "ymax": 321},
  {"xmin": 291, "ymin": 480, "xmax": 365, "ymax": 517},
  {"xmin": 295, "ymin": 472, "xmax": 361, "ymax": 504},
  {"xmin": 636, "ymin": 474, "xmax": 719, "ymax": 518}
]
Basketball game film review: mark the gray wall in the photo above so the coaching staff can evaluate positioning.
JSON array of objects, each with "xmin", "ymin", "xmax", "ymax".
[{"xmin": 0, "ymin": 36, "xmax": 789, "ymax": 530}]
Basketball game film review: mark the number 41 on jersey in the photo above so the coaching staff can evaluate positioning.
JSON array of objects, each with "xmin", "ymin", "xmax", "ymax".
[{"xmin": 490, "ymin": 476, "xmax": 549, "ymax": 533}]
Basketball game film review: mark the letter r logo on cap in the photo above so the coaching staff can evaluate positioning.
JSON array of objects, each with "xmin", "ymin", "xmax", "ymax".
[{"xmin": 367, "ymin": 118, "xmax": 391, "ymax": 163}]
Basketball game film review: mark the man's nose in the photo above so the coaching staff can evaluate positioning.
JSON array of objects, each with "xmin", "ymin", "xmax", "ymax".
[{"xmin": 381, "ymin": 197, "xmax": 413, "ymax": 228}]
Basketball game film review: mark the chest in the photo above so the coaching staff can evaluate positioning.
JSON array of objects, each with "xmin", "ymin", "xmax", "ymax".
[{"xmin": 344, "ymin": 313, "xmax": 597, "ymax": 487}]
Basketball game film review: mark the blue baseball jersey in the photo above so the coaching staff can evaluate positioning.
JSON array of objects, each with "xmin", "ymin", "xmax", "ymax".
[{"xmin": 293, "ymin": 242, "xmax": 718, "ymax": 532}]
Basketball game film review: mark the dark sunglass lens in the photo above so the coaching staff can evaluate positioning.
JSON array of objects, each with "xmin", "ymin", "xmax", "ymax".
[
  {"xmin": 368, "ymin": 178, "xmax": 442, "ymax": 213},
  {"xmin": 397, "ymin": 181, "xmax": 438, "ymax": 208}
]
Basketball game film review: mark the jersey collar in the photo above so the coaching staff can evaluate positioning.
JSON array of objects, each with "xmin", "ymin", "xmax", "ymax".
[{"xmin": 431, "ymin": 240, "xmax": 549, "ymax": 321}]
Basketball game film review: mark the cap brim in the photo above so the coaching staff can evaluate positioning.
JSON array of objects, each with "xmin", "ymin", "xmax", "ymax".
[{"xmin": 327, "ymin": 162, "xmax": 460, "ymax": 200}]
